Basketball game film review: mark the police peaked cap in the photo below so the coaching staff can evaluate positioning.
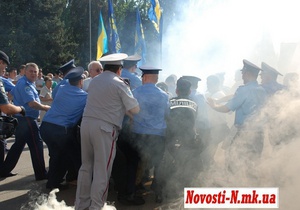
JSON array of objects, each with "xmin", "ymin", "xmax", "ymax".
[
  {"xmin": 139, "ymin": 65, "xmax": 162, "ymax": 75},
  {"xmin": 241, "ymin": 59, "xmax": 261, "ymax": 74},
  {"xmin": 261, "ymin": 62, "xmax": 283, "ymax": 76},
  {"xmin": 0, "ymin": 50, "xmax": 10, "ymax": 65},
  {"xmin": 123, "ymin": 54, "xmax": 142, "ymax": 68},
  {"xmin": 65, "ymin": 66, "xmax": 85, "ymax": 82},
  {"xmin": 58, "ymin": 59, "xmax": 76, "ymax": 74},
  {"xmin": 100, "ymin": 53, "xmax": 128, "ymax": 65}
]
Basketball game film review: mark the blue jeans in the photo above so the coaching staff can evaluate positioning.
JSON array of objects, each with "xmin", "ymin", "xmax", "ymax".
[{"xmin": 0, "ymin": 117, "xmax": 47, "ymax": 180}]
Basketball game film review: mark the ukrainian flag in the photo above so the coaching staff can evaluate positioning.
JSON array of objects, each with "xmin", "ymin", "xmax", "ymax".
[
  {"xmin": 148, "ymin": 0, "xmax": 162, "ymax": 33},
  {"xmin": 135, "ymin": 8, "xmax": 147, "ymax": 65},
  {"xmin": 108, "ymin": 0, "xmax": 121, "ymax": 53},
  {"xmin": 96, "ymin": 11, "xmax": 108, "ymax": 60}
]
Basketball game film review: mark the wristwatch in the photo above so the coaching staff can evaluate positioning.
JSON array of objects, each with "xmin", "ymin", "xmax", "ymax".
[{"xmin": 19, "ymin": 106, "xmax": 26, "ymax": 116}]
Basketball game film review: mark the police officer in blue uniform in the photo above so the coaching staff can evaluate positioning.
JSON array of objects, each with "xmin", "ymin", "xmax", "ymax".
[
  {"xmin": 52, "ymin": 59, "xmax": 76, "ymax": 99},
  {"xmin": 131, "ymin": 66, "xmax": 169, "ymax": 203},
  {"xmin": 1, "ymin": 63, "xmax": 50, "ymax": 180},
  {"xmin": 260, "ymin": 62, "xmax": 285, "ymax": 96},
  {"xmin": 0, "ymin": 52, "xmax": 26, "ymax": 177},
  {"xmin": 40, "ymin": 66, "xmax": 87, "ymax": 189},
  {"xmin": 207, "ymin": 59, "xmax": 267, "ymax": 154},
  {"xmin": 121, "ymin": 54, "xmax": 142, "ymax": 90}
]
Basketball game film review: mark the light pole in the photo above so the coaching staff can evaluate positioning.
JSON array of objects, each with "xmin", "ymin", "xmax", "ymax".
[{"xmin": 89, "ymin": 0, "xmax": 92, "ymax": 62}]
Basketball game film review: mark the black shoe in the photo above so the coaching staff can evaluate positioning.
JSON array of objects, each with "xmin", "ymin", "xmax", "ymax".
[
  {"xmin": 155, "ymin": 194, "xmax": 163, "ymax": 203},
  {"xmin": 118, "ymin": 194, "xmax": 145, "ymax": 206},
  {"xmin": 0, "ymin": 172, "xmax": 18, "ymax": 178}
]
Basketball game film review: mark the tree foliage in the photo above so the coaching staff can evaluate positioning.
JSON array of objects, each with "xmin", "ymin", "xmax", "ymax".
[{"xmin": 0, "ymin": 0, "xmax": 177, "ymax": 73}]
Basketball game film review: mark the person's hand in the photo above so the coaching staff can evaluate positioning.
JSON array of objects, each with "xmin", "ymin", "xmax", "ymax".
[{"xmin": 206, "ymin": 97, "xmax": 215, "ymax": 108}]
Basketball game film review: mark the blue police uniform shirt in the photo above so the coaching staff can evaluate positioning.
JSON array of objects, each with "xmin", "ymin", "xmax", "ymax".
[
  {"xmin": 226, "ymin": 81, "xmax": 266, "ymax": 127},
  {"xmin": 132, "ymin": 83, "xmax": 169, "ymax": 136},
  {"xmin": 0, "ymin": 76, "xmax": 15, "ymax": 92},
  {"xmin": 43, "ymin": 83, "xmax": 87, "ymax": 127},
  {"xmin": 261, "ymin": 81, "xmax": 285, "ymax": 96},
  {"xmin": 121, "ymin": 69, "xmax": 142, "ymax": 90},
  {"xmin": 52, "ymin": 78, "xmax": 68, "ymax": 99},
  {"xmin": 11, "ymin": 76, "xmax": 40, "ymax": 118}
]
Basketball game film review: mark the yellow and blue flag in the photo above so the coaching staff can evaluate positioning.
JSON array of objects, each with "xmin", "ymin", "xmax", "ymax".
[
  {"xmin": 96, "ymin": 11, "xmax": 108, "ymax": 60},
  {"xmin": 148, "ymin": 0, "xmax": 162, "ymax": 33},
  {"xmin": 107, "ymin": 0, "xmax": 121, "ymax": 53},
  {"xmin": 135, "ymin": 8, "xmax": 147, "ymax": 65}
]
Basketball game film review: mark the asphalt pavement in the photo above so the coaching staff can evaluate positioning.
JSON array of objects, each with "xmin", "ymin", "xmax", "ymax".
[{"xmin": 0, "ymin": 137, "xmax": 172, "ymax": 210}]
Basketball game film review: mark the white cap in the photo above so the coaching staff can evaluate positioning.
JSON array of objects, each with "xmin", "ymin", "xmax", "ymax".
[{"xmin": 99, "ymin": 53, "xmax": 128, "ymax": 65}]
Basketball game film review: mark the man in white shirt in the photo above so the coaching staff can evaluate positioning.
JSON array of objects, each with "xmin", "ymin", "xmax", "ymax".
[{"xmin": 82, "ymin": 61, "xmax": 103, "ymax": 92}]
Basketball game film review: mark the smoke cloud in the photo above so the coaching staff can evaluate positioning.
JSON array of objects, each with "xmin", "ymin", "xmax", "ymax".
[{"xmin": 161, "ymin": 0, "xmax": 300, "ymax": 91}]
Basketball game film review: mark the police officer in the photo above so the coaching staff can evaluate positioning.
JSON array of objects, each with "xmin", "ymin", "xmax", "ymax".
[
  {"xmin": 121, "ymin": 54, "xmax": 142, "ymax": 90},
  {"xmin": 0, "ymin": 51, "xmax": 15, "ymax": 93},
  {"xmin": 1, "ymin": 63, "xmax": 50, "ymax": 180},
  {"xmin": 207, "ymin": 60, "xmax": 267, "ymax": 173},
  {"xmin": 75, "ymin": 53, "xmax": 140, "ymax": 210},
  {"xmin": 131, "ymin": 66, "xmax": 169, "ymax": 203},
  {"xmin": 52, "ymin": 59, "xmax": 76, "ymax": 99},
  {"xmin": 40, "ymin": 66, "xmax": 87, "ymax": 190},
  {"xmin": 162, "ymin": 78, "xmax": 198, "ymax": 198},
  {"xmin": 0, "ymin": 51, "xmax": 26, "ymax": 177},
  {"xmin": 181, "ymin": 75, "xmax": 210, "ymax": 149},
  {"xmin": 260, "ymin": 62, "xmax": 285, "ymax": 96}
]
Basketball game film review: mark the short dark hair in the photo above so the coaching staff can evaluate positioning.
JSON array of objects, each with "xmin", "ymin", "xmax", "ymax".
[{"xmin": 176, "ymin": 78, "xmax": 191, "ymax": 96}]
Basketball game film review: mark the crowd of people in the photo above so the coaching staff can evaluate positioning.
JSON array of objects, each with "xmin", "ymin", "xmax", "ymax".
[{"xmin": 0, "ymin": 49, "xmax": 299, "ymax": 210}]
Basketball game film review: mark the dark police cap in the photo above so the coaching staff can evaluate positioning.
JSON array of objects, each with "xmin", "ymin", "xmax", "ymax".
[
  {"xmin": 176, "ymin": 78, "xmax": 191, "ymax": 92},
  {"xmin": 65, "ymin": 66, "xmax": 85, "ymax": 82},
  {"xmin": 0, "ymin": 50, "xmax": 10, "ymax": 65},
  {"xmin": 58, "ymin": 59, "xmax": 76, "ymax": 74},
  {"xmin": 261, "ymin": 62, "xmax": 283, "ymax": 76},
  {"xmin": 241, "ymin": 59, "xmax": 261, "ymax": 73},
  {"xmin": 180, "ymin": 76, "xmax": 201, "ymax": 86},
  {"xmin": 139, "ymin": 65, "xmax": 162, "ymax": 75}
]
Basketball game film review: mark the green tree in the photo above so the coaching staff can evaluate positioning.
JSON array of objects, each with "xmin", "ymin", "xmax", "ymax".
[{"xmin": 0, "ymin": 0, "xmax": 77, "ymax": 74}]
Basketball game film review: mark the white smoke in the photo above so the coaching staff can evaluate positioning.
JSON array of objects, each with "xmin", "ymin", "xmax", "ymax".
[
  {"xmin": 162, "ymin": 0, "xmax": 300, "ymax": 92},
  {"xmin": 156, "ymin": 88, "xmax": 300, "ymax": 210},
  {"xmin": 29, "ymin": 189, "xmax": 116, "ymax": 210}
]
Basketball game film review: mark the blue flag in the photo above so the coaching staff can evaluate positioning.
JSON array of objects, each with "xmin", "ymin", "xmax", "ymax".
[
  {"xmin": 148, "ymin": 0, "xmax": 162, "ymax": 33},
  {"xmin": 107, "ymin": 0, "xmax": 121, "ymax": 53},
  {"xmin": 96, "ymin": 11, "xmax": 108, "ymax": 60},
  {"xmin": 135, "ymin": 8, "xmax": 147, "ymax": 66}
]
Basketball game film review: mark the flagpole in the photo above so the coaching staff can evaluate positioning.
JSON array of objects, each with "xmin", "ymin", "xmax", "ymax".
[{"xmin": 89, "ymin": 0, "xmax": 92, "ymax": 62}]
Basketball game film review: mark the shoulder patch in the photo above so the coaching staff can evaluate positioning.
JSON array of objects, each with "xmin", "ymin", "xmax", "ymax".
[{"xmin": 25, "ymin": 86, "xmax": 31, "ymax": 94}]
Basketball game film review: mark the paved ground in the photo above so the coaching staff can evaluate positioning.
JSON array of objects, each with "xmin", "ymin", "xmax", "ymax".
[{"xmin": 0, "ymin": 137, "xmax": 172, "ymax": 210}]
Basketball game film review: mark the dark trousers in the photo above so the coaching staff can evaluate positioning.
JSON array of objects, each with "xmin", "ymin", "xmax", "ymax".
[
  {"xmin": 40, "ymin": 121, "xmax": 80, "ymax": 188},
  {"xmin": 112, "ymin": 133, "xmax": 140, "ymax": 197},
  {"xmin": 0, "ymin": 117, "xmax": 47, "ymax": 180},
  {"xmin": 0, "ymin": 138, "xmax": 5, "ymax": 166},
  {"xmin": 133, "ymin": 133, "xmax": 165, "ymax": 195}
]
